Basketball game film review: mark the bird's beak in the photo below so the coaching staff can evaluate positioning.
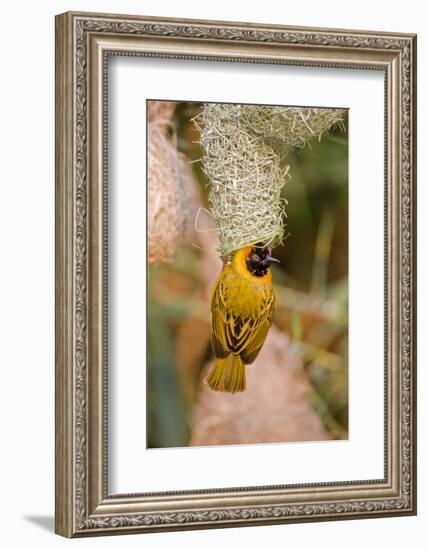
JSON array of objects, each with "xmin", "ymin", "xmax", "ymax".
[{"xmin": 263, "ymin": 254, "xmax": 280, "ymax": 265}]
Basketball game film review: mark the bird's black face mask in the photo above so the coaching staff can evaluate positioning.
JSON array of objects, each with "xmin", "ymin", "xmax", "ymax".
[{"xmin": 246, "ymin": 246, "xmax": 280, "ymax": 277}]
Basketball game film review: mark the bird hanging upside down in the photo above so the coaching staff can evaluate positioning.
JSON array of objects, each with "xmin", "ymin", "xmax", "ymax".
[{"xmin": 205, "ymin": 245, "xmax": 279, "ymax": 393}]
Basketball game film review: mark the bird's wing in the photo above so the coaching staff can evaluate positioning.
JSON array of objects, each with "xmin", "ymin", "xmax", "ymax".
[
  {"xmin": 240, "ymin": 292, "xmax": 275, "ymax": 364},
  {"xmin": 211, "ymin": 274, "xmax": 275, "ymax": 362},
  {"xmin": 210, "ymin": 273, "xmax": 231, "ymax": 358}
]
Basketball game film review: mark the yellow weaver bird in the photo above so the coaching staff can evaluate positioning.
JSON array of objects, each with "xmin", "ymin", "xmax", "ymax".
[{"xmin": 206, "ymin": 245, "xmax": 279, "ymax": 393}]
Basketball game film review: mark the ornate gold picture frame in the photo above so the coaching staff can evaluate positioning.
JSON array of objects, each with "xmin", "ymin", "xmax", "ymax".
[{"xmin": 55, "ymin": 11, "xmax": 416, "ymax": 537}]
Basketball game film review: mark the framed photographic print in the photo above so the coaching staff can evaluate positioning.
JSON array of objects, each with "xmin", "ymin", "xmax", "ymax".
[{"xmin": 55, "ymin": 11, "xmax": 417, "ymax": 537}]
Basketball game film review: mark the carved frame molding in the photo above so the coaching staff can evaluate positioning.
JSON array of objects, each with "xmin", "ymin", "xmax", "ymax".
[{"xmin": 55, "ymin": 11, "xmax": 416, "ymax": 537}]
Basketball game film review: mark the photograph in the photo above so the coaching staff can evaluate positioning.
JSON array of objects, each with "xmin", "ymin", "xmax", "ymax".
[
  {"xmin": 54, "ymin": 10, "xmax": 416, "ymax": 537},
  {"xmin": 0, "ymin": 0, "xmax": 421, "ymax": 545},
  {"xmin": 147, "ymin": 100, "xmax": 349, "ymax": 448}
]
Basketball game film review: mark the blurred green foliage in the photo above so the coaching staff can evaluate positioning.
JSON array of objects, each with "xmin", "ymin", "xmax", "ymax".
[{"xmin": 147, "ymin": 103, "xmax": 348, "ymax": 447}]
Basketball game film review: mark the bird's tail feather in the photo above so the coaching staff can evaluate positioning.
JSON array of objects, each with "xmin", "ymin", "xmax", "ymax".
[{"xmin": 205, "ymin": 355, "xmax": 246, "ymax": 393}]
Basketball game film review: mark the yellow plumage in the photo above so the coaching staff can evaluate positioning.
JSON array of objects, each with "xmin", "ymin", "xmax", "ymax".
[{"xmin": 205, "ymin": 246, "xmax": 276, "ymax": 393}]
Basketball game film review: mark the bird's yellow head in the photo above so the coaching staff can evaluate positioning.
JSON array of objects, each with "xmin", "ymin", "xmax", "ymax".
[{"xmin": 232, "ymin": 245, "xmax": 280, "ymax": 278}]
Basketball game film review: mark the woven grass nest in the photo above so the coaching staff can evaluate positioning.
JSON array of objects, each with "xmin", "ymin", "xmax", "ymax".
[
  {"xmin": 194, "ymin": 104, "xmax": 345, "ymax": 259},
  {"xmin": 147, "ymin": 101, "xmax": 198, "ymax": 264}
]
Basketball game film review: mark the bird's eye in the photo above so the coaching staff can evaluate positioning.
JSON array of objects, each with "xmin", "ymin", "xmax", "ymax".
[{"xmin": 252, "ymin": 254, "xmax": 260, "ymax": 262}]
